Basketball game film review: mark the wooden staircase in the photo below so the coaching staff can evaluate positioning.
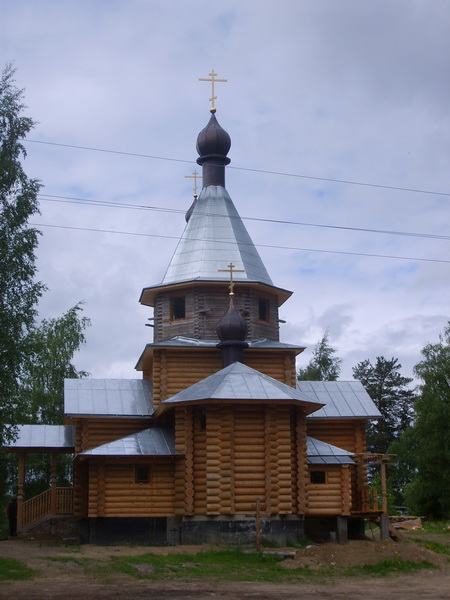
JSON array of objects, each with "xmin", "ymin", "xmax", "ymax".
[{"xmin": 21, "ymin": 487, "xmax": 74, "ymax": 529}]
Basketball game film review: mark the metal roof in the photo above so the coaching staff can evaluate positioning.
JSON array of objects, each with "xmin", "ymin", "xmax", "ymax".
[
  {"xmin": 297, "ymin": 380, "xmax": 381, "ymax": 419},
  {"xmin": 80, "ymin": 428, "xmax": 181, "ymax": 457},
  {"xmin": 6, "ymin": 425, "xmax": 75, "ymax": 451},
  {"xmin": 64, "ymin": 379, "xmax": 153, "ymax": 417},
  {"xmin": 307, "ymin": 436, "xmax": 355, "ymax": 465},
  {"xmin": 161, "ymin": 185, "xmax": 273, "ymax": 287},
  {"xmin": 159, "ymin": 362, "xmax": 323, "ymax": 415}
]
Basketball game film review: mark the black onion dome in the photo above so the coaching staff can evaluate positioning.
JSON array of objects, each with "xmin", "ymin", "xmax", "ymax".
[
  {"xmin": 196, "ymin": 112, "xmax": 231, "ymax": 159},
  {"xmin": 216, "ymin": 296, "xmax": 248, "ymax": 342}
]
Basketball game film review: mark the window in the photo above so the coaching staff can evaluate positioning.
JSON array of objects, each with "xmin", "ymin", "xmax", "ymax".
[
  {"xmin": 171, "ymin": 296, "xmax": 186, "ymax": 320},
  {"xmin": 310, "ymin": 471, "xmax": 326, "ymax": 484},
  {"xmin": 135, "ymin": 466, "xmax": 150, "ymax": 484},
  {"xmin": 258, "ymin": 298, "xmax": 269, "ymax": 322}
]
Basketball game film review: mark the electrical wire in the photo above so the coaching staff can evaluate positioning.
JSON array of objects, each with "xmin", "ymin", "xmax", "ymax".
[
  {"xmin": 29, "ymin": 221, "xmax": 450, "ymax": 264},
  {"xmin": 38, "ymin": 194, "xmax": 450, "ymax": 242},
  {"xmin": 26, "ymin": 139, "xmax": 450, "ymax": 198}
]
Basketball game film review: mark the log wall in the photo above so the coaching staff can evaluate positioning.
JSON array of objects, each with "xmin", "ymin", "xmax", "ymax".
[
  {"xmin": 307, "ymin": 466, "xmax": 346, "ymax": 515},
  {"xmin": 71, "ymin": 417, "xmax": 152, "ymax": 453},
  {"xmin": 306, "ymin": 419, "xmax": 366, "ymax": 453},
  {"xmin": 152, "ymin": 349, "xmax": 298, "ymax": 407},
  {"xmin": 87, "ymin": 459, "xmax": 176, "ymax": 517},
  {"xmin": 172, "ymin": 404, "xmax": 313, "ymax": 517}
]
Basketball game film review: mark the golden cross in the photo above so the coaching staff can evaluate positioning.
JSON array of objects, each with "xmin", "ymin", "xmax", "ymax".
[
  {"xmin": 199, "ymin": 69, "xmax": 227, "ymax": 113},
  {"xmin": 218, "ymin": 262, "xmax": 245, "ymax": 296},
  {"xmin": 185, "ymin": 170, "xmax": 202, "ymax": 198}
]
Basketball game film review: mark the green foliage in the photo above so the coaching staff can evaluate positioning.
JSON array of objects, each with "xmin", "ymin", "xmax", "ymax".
[
  {"xmin": 43, "ymin": 549, "xmax": 437, "ymax": 583},
  {"xmin": 0, "ymin": 63, "xmax": 45, "ymax": 447},
  {"xmin": 352, "ymin": 357, "xmax": 415, "ymax": 454},
  {"xmin": 298, "ymin": 332, "xmax": 342, "ymax": 381},
  {"xmin": 421, "ymin": 520, "xmax": 450, "ymax": 534},
  {"xmin": 413, "ymin": 540, "xmax": 450, "ymax": 557},
  {"xmin": 13, "ymin": 304, "xmax": 90, "ymax": 496},
  {"xmin": 398, "ymin": 323, "xmax": 450, "ymax": 519},
  {"xmin": 19, "ymin": 303, "xmax": 90, "ymax": 425},
  {"xmin": 0, "ymin": 557, "xmax": 37, "ymax": 581},
  {"xmin": 343, "ymin": 559, "xmax": 435, "ymax": 577}
]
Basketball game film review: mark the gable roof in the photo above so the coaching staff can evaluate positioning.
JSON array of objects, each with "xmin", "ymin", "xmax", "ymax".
[
  {"xmin": 157, "ymin": 362, "xmax": 323, "ymax": 415},
  {"xmin": 79, "ymin": 427, "xmax": 181, "ymax": 457},
  {"xmin": 64, "ymin": 379, "xmax": 153, "ymax": 417},
  {"xmin": 297, "ymin": 380, "xmax": 381, "ymax": 419}
]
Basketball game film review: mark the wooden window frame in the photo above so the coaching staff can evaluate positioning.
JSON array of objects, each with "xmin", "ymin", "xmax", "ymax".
[
  {"xmin": 310, "ymin": 470, "xmax": 327, "ymax": 485},
  {"xmin": 258, "ymin": 297, "xmax": 270, "ymax": 322},
  {"xmin": 135, "ymin": 465, "xmax": 151, "ymax": 484},
  {"xmin": 170, "ymin": 296, "xmax": 186, "ymax": 321}
]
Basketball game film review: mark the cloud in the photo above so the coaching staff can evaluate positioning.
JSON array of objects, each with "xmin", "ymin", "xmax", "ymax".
[{"xmin": 2, "ymin": 0, "xmax": 448, "ymax": 383}]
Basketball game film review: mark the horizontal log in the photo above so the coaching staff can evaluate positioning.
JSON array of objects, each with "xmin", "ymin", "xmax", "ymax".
[{"xmin": 306, "ymin": 509, "xmax": 341, "ymax": 515}]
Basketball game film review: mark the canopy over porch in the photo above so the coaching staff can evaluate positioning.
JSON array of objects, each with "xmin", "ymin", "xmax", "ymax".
[{"xmin": 6, "ymin": 425, "xmax": 75, "ymax": 531}]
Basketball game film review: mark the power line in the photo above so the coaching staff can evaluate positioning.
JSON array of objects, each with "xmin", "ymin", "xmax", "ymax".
[
  {"xmin": 27, "ymin": 139, "xmax": 450, "ymax": 198},
  {"xmin": 30, "ymin": 221, "xmax": 450, "ymax": 264},
  {"xmin": 38, "ymin": 193, "xmax": 450, "ymax": 242}
]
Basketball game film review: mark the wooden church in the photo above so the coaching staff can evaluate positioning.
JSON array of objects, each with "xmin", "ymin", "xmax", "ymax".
[{"xmin": 7, "ymin": 76, "xmax": 387, "ymax": 545}]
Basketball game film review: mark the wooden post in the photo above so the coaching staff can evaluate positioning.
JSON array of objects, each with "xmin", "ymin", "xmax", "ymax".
[
  {"xmin": 341, "ymin": 465, "xmax": 351, "ymax": 516},
  {"xmin": 380, "ymin": 461, "xmax": 388, "ymax": 514},
  {"xmin": 17, "ymin": 452, "xmax": 26, "ymax": 531},
  {"xmin": 50, "ymin": 452, "xmax": 58, "ymax": 514},
  {"xmin": 255, "ymin": 498, "xmax": 261, "ymax": 552}
]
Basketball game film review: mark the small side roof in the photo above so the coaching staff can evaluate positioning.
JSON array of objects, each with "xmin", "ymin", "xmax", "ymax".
[
  {"xmin": 6, "ymin": 425, "xmax": 75, "ymax": 452},
  {"xmin": 158, "ymin": 362, "xmax": 324, "ymax": 416},
  {"xmin": 307, "ymin": 436, "xmax": 355, "ymax": 465},
  {"xmin": 64, "ymin": 379, "xmax": 153, "ymax": 417},
  {"xmin": 79, "ymin": 428, "xmax": 181, "ymax": 457},
  {"xmin": 297, "ymin": 380, "xmax": 381, "ymax": 419}
]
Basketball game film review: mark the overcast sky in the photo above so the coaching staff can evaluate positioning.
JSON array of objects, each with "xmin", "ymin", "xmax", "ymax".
[{"xmin": 2, "ymin": 0, "xmax": 449, "ymax": 383}]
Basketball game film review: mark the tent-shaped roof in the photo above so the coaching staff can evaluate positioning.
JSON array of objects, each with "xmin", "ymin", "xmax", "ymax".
[
  {"xmin": 64, "ymin": 379, "xmax": 153, "ymax": 417},
  {"xmin": 79, "ymin": 428, "xmax": 181, "ymax": 457},
  {"xmin": 6, "ymin": 425, "xmax": 75, "ymax": 452},
  {"xmin": 307, "ymin": 436, "xmax": 355, "ymax": 464},
  {"xmin": 162, "ymin": 185, "xmax": 273, "ymax": 286},
  {"xmin": 297, "ymin": 380, "xmax": 381, "ymax": 419},
  {"xmin": 157, "ymin": 362, "xmax": 324, "ymax": 416}
]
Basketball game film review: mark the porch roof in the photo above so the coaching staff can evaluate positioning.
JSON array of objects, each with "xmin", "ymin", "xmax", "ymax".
[{"xmin": 6, "ymin": 425, "xmax": 75, "ymax": 452}]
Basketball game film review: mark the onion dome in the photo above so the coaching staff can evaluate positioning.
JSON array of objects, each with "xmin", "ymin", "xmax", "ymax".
[
  {"xmin": 196, "ymin": 113, "xmax": 231, "ymax": 188},
  {"xmin": 216, "ymin": 296, "xmax": 248, "ymax": 367},
  {"xmin": 217, "ymin": 296, "xmax": 248, "ymax": 342},
  {"xmin": 196, "ymin": 112, "xmax": 231, "ymax": 159}
]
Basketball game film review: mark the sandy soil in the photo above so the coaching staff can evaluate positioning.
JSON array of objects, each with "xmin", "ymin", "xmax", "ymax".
[{"xmin": 0, "ymin": 531, "xmax": 449, "ymax": 599}]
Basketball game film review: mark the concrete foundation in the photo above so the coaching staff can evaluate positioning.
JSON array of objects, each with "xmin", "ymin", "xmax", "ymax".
[{"xmin": 79, "ymin": 515, "xmax": 305, "ymax": 546}]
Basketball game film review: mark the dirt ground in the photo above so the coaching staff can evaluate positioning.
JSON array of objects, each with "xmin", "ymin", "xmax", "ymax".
[{"xmin": 0, "ymin": 530, "xmax": 449, "ymax": 600}]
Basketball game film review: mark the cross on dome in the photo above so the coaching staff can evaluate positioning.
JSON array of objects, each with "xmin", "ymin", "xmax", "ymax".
[
  {"xmin": 218, "ymin": 262, "xmax": 245, "ymax": 296},
  {"xmin": 185, "ymin": 170, "xmax": 202, "ymax": 198},
  {"xmin": 198, "ymin": 70, "xmax": 227, "ymax": 113}
]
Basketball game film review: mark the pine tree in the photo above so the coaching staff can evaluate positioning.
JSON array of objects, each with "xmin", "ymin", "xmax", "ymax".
[
  {"xmin": 298, "ymin": 332, "xmax": 342, "ymax": 381},
  {"xmin": 352, "ymin": 357, "xmax": 415, "ymax": 454}
]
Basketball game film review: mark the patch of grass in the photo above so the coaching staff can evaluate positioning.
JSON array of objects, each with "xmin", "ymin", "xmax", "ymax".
[
  {"xmin": 422, "ymin": 520, "xmax": 450, "ymax": 534},
  {"xmin": 344, "ymin": 558, "xmax": 436, "ymax": 577},
  {"xmin": 0, "ymin": 557, "xmax": 37, "ymax": 581},
  {"xmin": 412, "ymin": 539, "xmax": 450, "ymax": 557},
  {"xmin": 92, "ymin": 550, "xmax": 435, "ymax": 583}
]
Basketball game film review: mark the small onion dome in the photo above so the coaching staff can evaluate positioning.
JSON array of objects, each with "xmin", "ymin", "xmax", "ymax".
[
  {"xmin": 216, "ymin": 296, "xmax": 248, "ymax": 342},
  {"xmin": 196, "ymin": 112, "xmax": 231, "ymax": 160}
]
